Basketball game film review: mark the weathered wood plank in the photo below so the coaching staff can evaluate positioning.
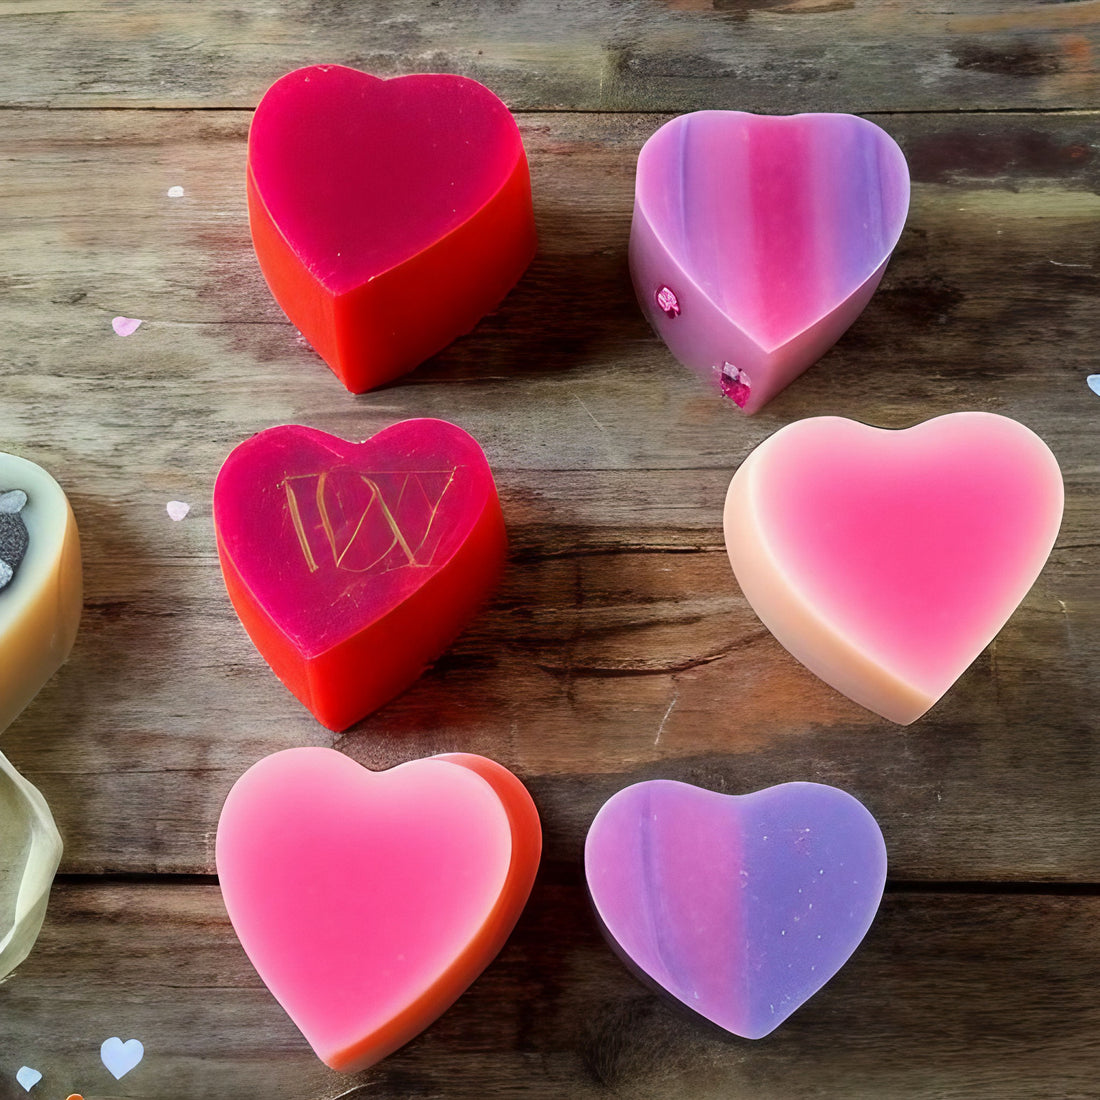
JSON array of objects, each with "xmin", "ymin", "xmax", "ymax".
[
  {"xmin": 6, "ymin": 535, "xmax": 1096, "ymax": 881},
  {"xmin": 0, "ymin": 107, "xmax": 1097, "ymax": 879},
  {"xmin": 0, "ymin": 107, "xmax": 1096, "ymax": 452},
  {"xmin": 2, "ymin": 0, "xmax": 1100, "ymax": 112},
  {"xmin": 1, "ymin": 883, "xmax": 1099, "ymax": 1099}
]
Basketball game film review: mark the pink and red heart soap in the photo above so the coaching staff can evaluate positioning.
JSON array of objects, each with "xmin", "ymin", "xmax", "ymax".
[
  {"xmin": 216, "ymin": 747, "xmax": 541, "ymax": 1072},
  {"xmin": 585, "ymin": 779, "xmax": 886, "ymax": 1038},
  {"xmin": 248, "ymin": 64, "xmax": 536, "ymax": 392},
  {"xmin": 213, "ymin": 419, "xmax": 506, "ymax": 730},
  {"xmin": 630, "ymin": 111, "xmax": 910, "ymax": 413},
  {"xmin": 724, "ymin": 412, "xmax": 1064, "ymax": 724}
]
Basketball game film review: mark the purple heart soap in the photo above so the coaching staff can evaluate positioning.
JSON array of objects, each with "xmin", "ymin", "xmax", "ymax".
[
  {"xmin": 630, "ymin": 112, "xmax": 910, "ymax": 413},
  {"xmin": 584, "ymin": 780, "xmax": 887, "ymax": 1038}
]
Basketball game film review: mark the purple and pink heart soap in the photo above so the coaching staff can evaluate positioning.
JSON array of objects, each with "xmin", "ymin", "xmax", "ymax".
[
  {"xmin": 630, "ymin": 111, "xmax": 910, "ymax": 412},
  {"xmin": 586, "ymin": 779, "xmax": 886, "ymax": 1038}
]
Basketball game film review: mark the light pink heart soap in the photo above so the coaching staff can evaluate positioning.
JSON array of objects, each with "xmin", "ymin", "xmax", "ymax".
[
  {"xmin": 724, "ymin": 413, "xmax": 1063, "ymax": 723},
  {"xmin": 630, "ymin": 112, "xmax": 910, "ymax": 413},
  {"xmin": 216, "ymin": 747, "xmax": 541, "ymax": 1072}
]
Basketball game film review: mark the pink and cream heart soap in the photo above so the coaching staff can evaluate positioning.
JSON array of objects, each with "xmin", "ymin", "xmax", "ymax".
[
  {"xmin": 586, "ymin": 779, "xmax": 886, "ymax": 1038},
  {"xmin": 247, "ymin": 64, "xmax": 536, "ymax": 393},
  {"xmin": 724, "ymin": 413, "xmax": 1064, "ymax": 723},
  {"xmin": 216, "ymin": 747, "xmax": 541, "ymax": 1072},
  {"xmin": 630, "ymin": 112, "xmax": 909, "ymax": 413},
  {"xmin": 213, "ymin": 419, "xmax": 506, "ymax": 730}
]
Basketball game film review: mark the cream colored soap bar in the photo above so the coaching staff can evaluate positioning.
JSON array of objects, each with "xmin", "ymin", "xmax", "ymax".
[{"xmin": 0, "ymin": 452, "xmax": 82, "ymax": 733}]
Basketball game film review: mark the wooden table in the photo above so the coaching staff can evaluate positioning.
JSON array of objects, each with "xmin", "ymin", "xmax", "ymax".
[{"xmin": 1, "ymin": 3, "xmax": 1098, "ymax": 1097}]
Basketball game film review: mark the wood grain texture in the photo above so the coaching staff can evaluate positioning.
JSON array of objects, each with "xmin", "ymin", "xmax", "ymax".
[
  {"xmin": 0, "ymin": 107, "xmax": 1096, "ymax": 880},
  {"xmin": 1, "ymin": 0, "xmax": 1099, "ymax": 112},
  {"xmin": 1, "ymin": 5, "xmax": 1099, "ymax": 1094},
  {"xmin": 1, "ymin": 882, "xmax": 1097, "ymax": 1100}
]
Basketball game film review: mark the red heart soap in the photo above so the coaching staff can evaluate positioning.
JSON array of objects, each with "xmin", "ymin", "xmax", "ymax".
[
  {"xmin": 247, "ymin": 64, "xmax": 537, "ymax": 392},
  {"xmin": 216, "ymin": 747, "xmax": 541, "ymax": 1072},
  {"xmin": 213, "ymin": 419, "xmax": 506, "ymax": 730}
]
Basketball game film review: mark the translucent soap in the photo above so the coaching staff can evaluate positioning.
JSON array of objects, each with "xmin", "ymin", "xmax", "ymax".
[
  {"xmin": 0, "ymin": 750, "xmax": 62, "ymax": 979},
  {"xmin": 248, "ymin": 64, "xmax": 536, "ymax": 393},
  {"xmin": 213, "ymin": 419, "xmax": 506, "ymax": 730}
]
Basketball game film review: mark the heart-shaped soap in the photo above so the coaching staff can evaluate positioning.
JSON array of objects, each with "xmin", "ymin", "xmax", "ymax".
[
  {"xmin": 724, "ymin": 413, "xmax": 1064, "ymax": 723},
  {"xmin": 216, "ymin": 747, "xmax": 541, "ymax": 1072},
  {"xmin": 0, "ymin": 452, "xmax": 82, "ymax": 734},
  {"xmin": 630, "ymin": 112, "xmax": 910, "ymax": 413},
  {"xmin": 248, "ymin": 64, "xmax": 536, "ymax": 393},
  {"xmin": 214, "ymin": 419, "xmax": 506, "ymax": 730},
  {"xmin": 586, "ymin": 779, "xmax": 886, "ymax": 1039}
]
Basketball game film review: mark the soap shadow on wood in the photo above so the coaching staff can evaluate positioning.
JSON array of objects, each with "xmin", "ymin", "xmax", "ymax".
[
  {"xmin": 192, "ymin": 180, "xmax": 653, "ymax": 392},
  {"xmin": 385, "ymin": 195, "xmax": 653, "ymax": 387}
]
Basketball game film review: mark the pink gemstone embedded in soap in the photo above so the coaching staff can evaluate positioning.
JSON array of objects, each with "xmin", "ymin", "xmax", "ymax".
[
  {"xmin": 216, "ymin": 747, "xmax": 541, "ymax": 1072},
  {"xmin": 630, "ymin": 112, "xmax": 910, "ymax": 413},
  {"xmin": 724, "ymin": 412, "xmax": 1064, "ymax": 723},
  {"xmin": 585, "ymin": 779, "xmax": 886, "ymax": 1039}
]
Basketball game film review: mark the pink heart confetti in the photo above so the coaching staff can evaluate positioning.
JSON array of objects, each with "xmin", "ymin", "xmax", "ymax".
[
  {"xmin": 111, "ymin": 317, "xmax": 142, "ymax": 337},
  {"xmin": 166, "ymin": 501, "xmax": 190, "ymax": 522}
]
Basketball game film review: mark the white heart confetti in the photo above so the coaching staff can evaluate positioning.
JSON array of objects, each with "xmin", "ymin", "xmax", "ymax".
[
  {"xmin": 1087, "ymin": 374, "xmax": 1100, "ymax": 396},
  {"xmin": 15, "ymin": 1066, "xmax": 41, "ymax": 1091},
  {"xmin": 111, "ymin": 317, "xmax": 142, "ymax": 337},
  {"xmin": 167, "ymin": 185, "xmax": 185, "ymax": 198},
  {"xmin": 100, "ymin": 1036, "xmax": 144, "ymax": 1080},
  {"xmin": 166, "ymin": 501, "xmax": 190, "ymax": 522}
]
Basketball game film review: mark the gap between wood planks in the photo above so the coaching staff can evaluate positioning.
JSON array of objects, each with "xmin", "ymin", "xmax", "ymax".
[
  {"xmin": 0, "ymin": 104, "xmax": 1097, "ymax": 117},
  {"xmin": 50, "ymin": 870, "xmax": 1100, "ymax": 896}
]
